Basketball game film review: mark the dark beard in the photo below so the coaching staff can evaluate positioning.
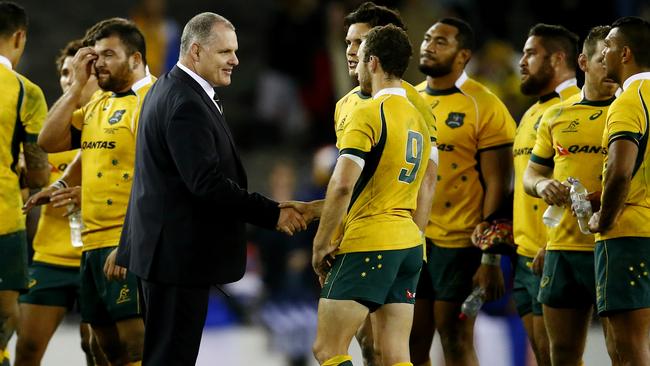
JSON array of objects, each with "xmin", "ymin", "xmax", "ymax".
[
  {"xmin": 520, "ymin": 61, "xmax": 554, "ymax": 96},
  {"xmin": 419, "ymin": 62, "xmax": 453, "ymax": 78},
  {"xmin": 96, "ymin": 62, "xmax": 131, "ymax": 92}
]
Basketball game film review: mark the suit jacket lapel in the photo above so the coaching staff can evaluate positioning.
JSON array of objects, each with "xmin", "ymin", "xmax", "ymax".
[{"xmin": 170, "ymin": 66, "xmax": 241, "ymax": 157}]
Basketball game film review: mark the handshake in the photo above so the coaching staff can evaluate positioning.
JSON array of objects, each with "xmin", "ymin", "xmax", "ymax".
[{"xmin": 275, "ymin": 200, "xmax": 323, "ymax": 235}]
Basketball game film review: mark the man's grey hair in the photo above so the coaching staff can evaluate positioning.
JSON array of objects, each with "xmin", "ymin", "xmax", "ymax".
[{"xmin": 180, "ymin": 12, "xmax": 234, "ymax": 55}]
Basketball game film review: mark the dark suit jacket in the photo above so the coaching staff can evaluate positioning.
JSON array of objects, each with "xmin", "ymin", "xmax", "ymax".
[{"xmin": 117, "ymin": 66, "xmax": 280, "ymax": 286}]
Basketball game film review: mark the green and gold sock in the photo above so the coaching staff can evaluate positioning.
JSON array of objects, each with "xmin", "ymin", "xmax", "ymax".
[{"xmin": 322, "ymin": 354, "xmax": 353, "ymax": 365}]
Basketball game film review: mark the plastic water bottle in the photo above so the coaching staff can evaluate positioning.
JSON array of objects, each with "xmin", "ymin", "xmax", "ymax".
[
  {"xmin": 67, "ymin": 204, "xmax": 83, "ymax": 248},
  {"xmin": 459, "ymin": 287, "xmax": 485, "ymax": 320},
  {"xmin": 542, "ymin": 205, "xmax": 564, "ymax": 227},
  {"xmin": 568, "ymin": 177, "xmax": 593, "ymax": 234}
]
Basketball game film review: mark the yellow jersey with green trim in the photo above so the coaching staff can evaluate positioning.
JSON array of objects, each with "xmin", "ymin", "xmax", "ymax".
[
  {"xmin": 597, "ymin": 74, "xmax": 650, "ymax": 241},
  {"xmin": 0, "ymin": 60, "xmax": 47, "ymax": 236},
  {"xmin": 32, "ymin": 150, "xmax": 82, "ymax": 266},
  {"xmin": 70, "ymin": 75, "xmax": 155, "ymax": 251},
  {"xmin": 514, "ymin": 80, "xmax": 580, "ymax": 257},
  {"xmin": 531, "ymin": 92, "xmax": 613, "ymax": 251},
  {"xmin": 415, "ymin": 73, "xmax": 516, "ymax": 248},
  {"xmin": 336, "ymin": 89, "xmax": 431, "ymax": 254},
  {"xmin": 335, "ymin": 80, "xmax": 437, "ymax": 144}
]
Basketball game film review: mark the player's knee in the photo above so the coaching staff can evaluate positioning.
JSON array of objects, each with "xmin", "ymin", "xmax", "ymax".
[
  {"xmin": 409, "ymin": 335, "xmax": 432, "ymax": 363},
  {"xmin": 312, "ymin": 341, "xmax": 329, "ymax": 364},
  {"xmin": 15, "ymin": 336, "xmax": 44, "ymax": 361},
  {"xmin": 439, "ymin": 329, "xmax": 473, "ymax": 360},
  {"xmin": 549, "ymin": 341, "xmax": 581, "ymax": 364},
  {"xmin": 121, "ymin": 328, "xmax": 145, "ymax": 361}
]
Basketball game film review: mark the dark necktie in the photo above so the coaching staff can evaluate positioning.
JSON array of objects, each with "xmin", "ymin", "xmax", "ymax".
[{"xmin": 212, "ymin": 88, "xmax": 223, "ymax": 114}]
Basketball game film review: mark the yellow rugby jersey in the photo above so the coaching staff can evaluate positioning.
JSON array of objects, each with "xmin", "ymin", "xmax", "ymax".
[
  {"xmin": 531, "ymin": 92, "xmax": 613, "ymax": 251},
  {"xmin": 335, "ymin": 80, "xmax": 437, "ymax": 143},
  {"xmin": 70, "ymin": 75, "xmax": 155, "ymax": 251},
  {"xmin": 0, "ymin": 58, "xmax": 47, "ymax": 236},
  {"xmin": 597, "ymin": 74, "xmax": 650, "ymax": 241},
  {"xmin": 514, "ymin": 79, "xmax": 580, "ymax": 257},
  {"xmin": 336, "ymin": 89, "xmax": 431, "ymax": 254},
  {"xmin": 32, "ymin": 150, "xmax": 82, "ymax": 267},
  {"xmin": 415, "ymin": 72, "xmax": 516, "ymax": 248}
]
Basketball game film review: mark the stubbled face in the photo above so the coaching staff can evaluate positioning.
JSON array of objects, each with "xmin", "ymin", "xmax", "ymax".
[
  {"xmin": 602, "ymin": 27, "xmax": 624, "ymax": 85},
  {"xmin": 519, "ymin": 36, "xmax": 555, "ymax": 96},
  {"xmin": 355, "ymin": 40, "xmax": 372, "ymax": 93},
  {"xmin": 419, "ymin": 22, "xmax": 460, "ymax": 78},
  {"xmin": 93, "ymin": 36, "xmax": 134, "ymax": 92},
  {"xmin": 194, "ymin": 23, "xmax": 239, "ymax": 87},
  {"xmin": 345, "ymin": 22, "xmax": 372, "ymax": 77},
  {"xmin": 585, "ymin": 40, "xmax": 619, "ymax": 97}
]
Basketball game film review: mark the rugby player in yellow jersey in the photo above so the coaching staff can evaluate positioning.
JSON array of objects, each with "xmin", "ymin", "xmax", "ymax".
[
  {"xmin": 590, "ymin": 17, "xmax": 650, "ymax": 365},
  {"xmin": 16, "ymin": 39, "xmax": 108, "ymax": 366},
  {"xmin": 0, "ymin": 3, "xmax": 49, "ymax": 365},
  {"xmin": 512, "ymin": 23, "xmax": 580, "ymax": 366},
  {"xmin": 522, "ymin": 26, "xmax": 619, "ymax": 366},
  {"xmin": 308, "ymin": 24, "xmax": 434, "ymax": 366},
  {"xmin": 294, "ymin": 3, "xmax": 438, "ymax": 365},
  {"xmin": 37, "ymin": 18, "xmax": 152, "ymax": 366},
  {"xmin": 408, "ymin": 18, "xmax": 515, "ymax": 366}
]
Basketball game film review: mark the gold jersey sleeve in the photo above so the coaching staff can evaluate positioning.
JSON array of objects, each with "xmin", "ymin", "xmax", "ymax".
[
  {"xmin": 415, "ymin": 77, "xmax": 516, "ymax": 248},
  {"xmin": 32, "ymin": 150, "xmax": 83, "ymax": 266},
  {"xmin": 0, "ymin": 67, "xmax": 47, "ymax": 235},
  {"xmin": 78, "ymin": 76, "xmax": 156, "ymax": 251},
  {"xmin": 336, "ymin": 94, "xmax": 430, "ymax": 254},
  {"xmin": 514, "ymin": 85, "xmax": 581, "ymax": 257},
  {"xmin": 531, "ymin": 93, "xmax": 611, "ymax": 251},
  {"xmin": 597, "ymin": 78, "xmax": 650, "ymax": 240}
]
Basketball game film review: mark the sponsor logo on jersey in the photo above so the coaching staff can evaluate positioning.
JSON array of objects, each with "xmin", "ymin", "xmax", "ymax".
[
  {"xmin": 555, "ymin": 143, "xmax": 607, "ymax": 155},
  {"xmin": 533, "ymin": 115, "xmax": 542, "ymax": 130},
  {"xmin": 81, "ymin": 141, "xmax": 116, "ymax": 150},
  {"xmin": 108, "ymin": 109, "xmax": 126, "ymax": 125},
  {"xmin": 513, "ymin": 147, "xmax": 533, "ymax": 157},
  {"xmin": 445, "ymin": 112, "xmax": 465, "ymax": 128},
  {"xmin": 430, "ymin": 100, "xmax": 440, "ymax": 110}
]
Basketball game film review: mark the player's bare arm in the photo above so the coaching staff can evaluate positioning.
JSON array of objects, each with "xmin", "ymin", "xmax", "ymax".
[
  {"xmin": 22, "ymin": 140, "xmax": 49, "ymax": 188},
  {"xmin": 312, "ymin": 158, "xmax": 362, "ymax": 277},
  {"xmin": 589, "ymin": 139, "xmax": 637, "ymax": 233}
]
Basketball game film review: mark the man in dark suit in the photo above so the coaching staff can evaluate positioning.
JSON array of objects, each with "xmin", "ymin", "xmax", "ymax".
[{"xmin": 110, "ymin": 12, "xmax": 307, "ymax": 366}]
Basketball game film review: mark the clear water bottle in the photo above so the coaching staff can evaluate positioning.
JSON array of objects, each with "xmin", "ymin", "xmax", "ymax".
[
  {"xmin": 568, "ymin": 177, "xmax": 593, "ymax": 234},
  {"xmin": 67, "ymin": 204, "xmax": 83, "ymax": 248},
  {"xmin": 543, "ymin": 205, "xmax": 564, "ymax": 227},
  {"xmin": 459, "ymin": 287, "xmax": 485, "ymax": 320}
]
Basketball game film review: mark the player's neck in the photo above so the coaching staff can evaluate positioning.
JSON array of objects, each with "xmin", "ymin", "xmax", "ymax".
[
  {"xmin": 621, "ymin": 66, "xmax": 650, "ymax": 87},
  {"xmin": 0, "ymin": 46, "xmax": 17, "ymax": 69},
  {"xmin": 370, "ymin": 74, "xmax": 402, "ymax": 97},
  {"xmin": 426, "ymin": 69, "xmax": 462, "ymax": 91}
]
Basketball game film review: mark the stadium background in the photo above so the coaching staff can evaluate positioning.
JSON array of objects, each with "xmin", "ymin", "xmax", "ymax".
[{"xmin": 9, "ymin": 0, "xmax": 650, "ymax": 365}]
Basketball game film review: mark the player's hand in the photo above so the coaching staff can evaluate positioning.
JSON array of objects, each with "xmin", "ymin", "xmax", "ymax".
[
  {"xmin": 471, "ymin": 221, "xmax": 490, "ymax": 246},
  {"xmin": 587, "ymin": 191, "xmax": 601, "ymax": 212},
  {"xmin": 276, "ymin": 206, "xmax": 307, "ymax": 235},
  {"xmin": 532, "ymin": 247, "xmax": 546, "ymax": 276},
  {"xmin": 278, "ymin": 200, "xmax": 322, "ymax": 224},
  {"xmin": 103, "ymin": 248, "xmax": 127, "ymax": 281},
  {"xmin": 50, "ymin": 186, "xmax": 82, "ymax": 213},
  {"xmin": 588, "ymin": 210, "xmax": 607, "ymax": 233},
  {"xmin": 473, "ymin": 264, "xmax": 505, "ymax": 301},
  {"xmin": 536, "ymin": 178, "xmax": 570, "ymax": 206},
  {"xmin": 312, "ymin": 247, "xmax": 336, "ymax": 278},
  {"xmin": 22, "ymin": 186, "xmax": 55, "ymax": 213},
  {"xmin": 71, "ymin": 47, "xmax": 98, "ymax": 91}
]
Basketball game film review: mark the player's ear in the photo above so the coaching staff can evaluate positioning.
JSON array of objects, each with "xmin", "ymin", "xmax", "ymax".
[
  {"xmin": 130, "ymin": 52, "xmax": 143, "ymax": 70},
  {"xmin": 190, "ymin": 43, "xmax": 201, "ymax": 62},
  {"xmin": 577, "ymin": 53, "xmax": 588, "ymax": 73},
  {"xmin": 621, "ymin": 46, "xmax": 632, "ymax": 65}
]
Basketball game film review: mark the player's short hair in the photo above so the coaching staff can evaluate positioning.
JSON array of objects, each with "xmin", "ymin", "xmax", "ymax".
[
  {"xmin": 363, "ymin": 24, "xmax": 412, "ymax": 79},
  {"xmin": 84, "ymin": 18, "xmax": 147, "ymax": 66},
  {"xmin": 180, "ymin": 12, "xmax": 234, "ymax": 56},
  {"xmin": 611, "ymin": 16, "xmax": 650, "ymax": 68},
  {"xmin": 56, "ymin": 39, "xmax": 83, "ymax": 73},
  {"xmin": 344, "ymin": 2, "xmax": 405, "ymax": 31},
  {"xmin": 437, "ymin": 17, "xmax": 475, "ymax": 51},
  {"xmin": 582, "ymin": 25, "xmax": 610, "ymax": 59},
  {"xmin": 528, "ymin": 23, "xmax": 579, "ymax": 71},
  {"xmin": 0, "ymin": 1, "xmax": 27, "ymax": 38}
]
